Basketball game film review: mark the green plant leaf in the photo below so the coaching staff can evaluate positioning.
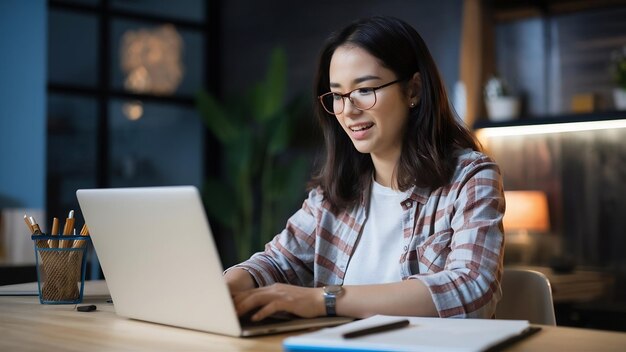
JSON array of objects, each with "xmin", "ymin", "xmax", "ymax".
[
  {"xmin": 267, "ymin": 111, "xmax": 291, "ymax": 155},
  {"xmin": 253, "ymin": 48, "xmax": 287, "ymax": 122},
  {"xmin": 224, "ymin": 129, "xmax": 254, "ymax": 176},
  {"xmin": 195, "ymin": 90, "xmax": 241, "ymax": 143},
  {"xmin": 196, "ymin": 47, "xmax": 316, "ymax": 264},
  {"xmin": 267, "ymin": 156, "xmax": 310, "ymax": 202},
  {"xmin": 201, "ymin": 177, "xmax": 238, "ymax": 230}
]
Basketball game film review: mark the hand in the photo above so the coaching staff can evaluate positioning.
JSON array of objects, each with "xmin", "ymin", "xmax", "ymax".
[{"xmin": 233, "ymin": 283, "xmax": 325, "ymax": 321}]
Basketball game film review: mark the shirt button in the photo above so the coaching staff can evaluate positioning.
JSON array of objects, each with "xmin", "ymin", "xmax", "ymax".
[
  {"xmin": 404, "ymin": 200, "xmax": 412, "ymax": 207},
  {"xmin": 403, "ymin": 245, "xmax": 408, "ymax": 251}
]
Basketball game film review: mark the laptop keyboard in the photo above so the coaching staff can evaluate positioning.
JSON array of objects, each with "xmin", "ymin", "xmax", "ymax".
[{"xmin": 239, "ymin": 310, "xmax": 297, "ymax": 327}]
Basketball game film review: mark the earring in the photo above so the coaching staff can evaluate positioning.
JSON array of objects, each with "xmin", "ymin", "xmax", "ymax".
[{"xmin": 410, "ymin": 102, "xmax": 416, "ymax": 108}]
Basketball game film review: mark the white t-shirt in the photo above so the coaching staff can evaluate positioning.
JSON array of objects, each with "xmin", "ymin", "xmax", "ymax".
[{"xmin": 342, "ymin": 179, "xmax": 407, "ymax": 285}]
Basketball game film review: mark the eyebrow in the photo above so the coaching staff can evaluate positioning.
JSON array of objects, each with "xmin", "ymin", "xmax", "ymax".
[{"xmin": 329, "ymin": 75, "xmax": 381, "ymax": 88}]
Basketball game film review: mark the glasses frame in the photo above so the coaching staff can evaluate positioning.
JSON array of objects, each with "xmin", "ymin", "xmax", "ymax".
[{"xmin": 318, "ymin": 79, "xmax": 402, "ymax": 115}]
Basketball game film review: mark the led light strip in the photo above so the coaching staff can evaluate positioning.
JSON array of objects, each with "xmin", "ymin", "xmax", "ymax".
[{"xmin": 476, "ymin": 119, "xmax": 626, "ymax": 138}]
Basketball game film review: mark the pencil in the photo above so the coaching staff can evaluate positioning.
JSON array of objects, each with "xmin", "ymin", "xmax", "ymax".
[
  {"xmin": 60, "ymin": 210, "xmax": 75, "ymax": 249},
  {"xmin": 29, "ymin": 217, "xmax": 42, "ymax": 235},
  {"xmin": 23, "ymin": 214, "xmax": 34, "ymax": 234},
  {"xmin": 79, "ymin": 223, "xmax": 89, "ymax": 236},
  {"xmin": 29, "ymin": 216, "xmax": 48, "ymax": 249},
  {"xmin": 72, "ymin": 224, "xmax": 90, "ymax": 249},
  {"xmin": 49, "ymin": 217, "xmax": 59, "ymax": 248},
  {"xmin": 51, "ymin": 217, "xmax": 59, "ymax": 235}
]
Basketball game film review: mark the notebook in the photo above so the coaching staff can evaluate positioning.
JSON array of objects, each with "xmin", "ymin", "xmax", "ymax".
[
  {"xmin": 76, "ymin": 186, "xmax": 352, "ymax": 337},
  {"xmin": 283, "ymin": 314, "xmax": 537, "ymax": 352}
]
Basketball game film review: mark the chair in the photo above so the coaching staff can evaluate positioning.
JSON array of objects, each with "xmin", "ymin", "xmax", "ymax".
[{"xmin": 496, "ymin": 267, "xmax": 557, "ymax": 325}]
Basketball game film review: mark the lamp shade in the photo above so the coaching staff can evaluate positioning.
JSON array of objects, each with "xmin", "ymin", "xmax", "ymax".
[{"xmin": 503, "ymin": 191, "xmax": 550, "ymax": 232}]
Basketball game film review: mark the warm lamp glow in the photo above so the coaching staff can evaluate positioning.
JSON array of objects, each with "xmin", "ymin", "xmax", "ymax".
[
  {"xmin": 120, "ymin": 24, "xmax": 184, "ymax": 95},
  {"xmin": 503, "ymin": 191, "xmax": 550, "ymax": 232}
]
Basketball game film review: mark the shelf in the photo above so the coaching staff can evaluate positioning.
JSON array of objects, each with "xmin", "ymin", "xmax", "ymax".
[{"xmin": 473, "ymin": 110, "xmax": 626, "ymax": 130}]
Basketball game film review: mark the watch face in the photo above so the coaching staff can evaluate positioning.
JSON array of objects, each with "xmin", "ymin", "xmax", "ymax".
[{"xmin": 324, "ymin": 285, "xmax": 343, "ymax": 295}]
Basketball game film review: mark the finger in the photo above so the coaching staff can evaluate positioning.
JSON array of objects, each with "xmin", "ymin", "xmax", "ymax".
[
  {"xmin": 233, "ymin": 283, "xmax": 282, "ymax": 306},
  {"xmin": 232, "ymin": 289, "xmax": 254, "ymax": 305},
  {"xmin": 235, "ymin": 289, "xmax": 276, "ymax": 316},
  {"xmin": 251, "ymin": 300, "xmax": 284, "ymax": 321}
]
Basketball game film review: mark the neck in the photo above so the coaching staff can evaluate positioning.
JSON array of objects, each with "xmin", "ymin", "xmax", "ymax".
[{"xmin": 371, "ymin": 152, "xmax": 400, "ymax": 189}]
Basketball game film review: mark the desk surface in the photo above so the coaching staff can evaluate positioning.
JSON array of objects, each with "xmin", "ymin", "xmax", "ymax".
[{"xmin": 1, "ymin": 281, "xmax": 626, "ymax": 351}]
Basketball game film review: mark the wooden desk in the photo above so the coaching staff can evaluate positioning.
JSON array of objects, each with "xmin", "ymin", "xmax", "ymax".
[{"xmin": 2, "ymin": 281, "xmax": 626, "ymax": 351}]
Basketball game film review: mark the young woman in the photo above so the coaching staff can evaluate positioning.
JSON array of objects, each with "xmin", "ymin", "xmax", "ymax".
[{"xmin": 224, "ymin": 16, "xmax": 505, "ymax": 321}]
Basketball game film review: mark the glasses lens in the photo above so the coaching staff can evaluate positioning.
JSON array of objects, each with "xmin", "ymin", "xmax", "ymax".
[
  {"xmin": 321, "ymin": 93, "xmax": 343, "ymax": 114},
  {"xmin": 349, "ymin": 88, "xmax": 376, "ymax": 110}
]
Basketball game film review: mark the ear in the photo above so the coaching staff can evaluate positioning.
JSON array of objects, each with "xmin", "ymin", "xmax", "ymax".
[{"xmin": 406, "ymin": 72, "xmax": 422, "ymax": 108}]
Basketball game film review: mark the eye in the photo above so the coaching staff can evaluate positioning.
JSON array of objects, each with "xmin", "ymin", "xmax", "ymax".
[
  {"xmin": 355, "ymin": 87, "xmax": 375, "ymax": 96},
  {"xmin": 331, "ymin": 93, "xmax": 343, "ymax": 101}
]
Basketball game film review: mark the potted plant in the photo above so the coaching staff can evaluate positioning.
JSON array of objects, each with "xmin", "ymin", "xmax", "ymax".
[
  {"xmin": 610, "ymin": 45, "xmax": 626, "ymax": 110},
  {"xmin": 483, "ymin": 75, "xmax": 520, "ymax": 122},
  {"xmin": 195, "ymin": 48, "xmax": 312, "ymax": 263}
]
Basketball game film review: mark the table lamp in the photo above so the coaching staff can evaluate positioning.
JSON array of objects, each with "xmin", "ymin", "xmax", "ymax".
[{"xmin": 503, "ymin": 191, "xmax": 550, "ymax": 264}]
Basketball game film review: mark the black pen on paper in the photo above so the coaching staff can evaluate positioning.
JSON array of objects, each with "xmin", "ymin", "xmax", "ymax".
[{"xmin": 343, "ymin": 319, "xmax": 411, "ymax": 339}]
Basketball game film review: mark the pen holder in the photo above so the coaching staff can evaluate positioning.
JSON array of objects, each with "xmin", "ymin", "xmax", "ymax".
[{"xmin": 31, "ymin": 234, "xmax": 91, "ymax": 304}]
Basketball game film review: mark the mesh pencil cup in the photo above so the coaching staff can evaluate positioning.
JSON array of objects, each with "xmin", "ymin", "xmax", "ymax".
[{"xmin": 31, "ymin": 234, "xmax": 90, "ymax": 304}]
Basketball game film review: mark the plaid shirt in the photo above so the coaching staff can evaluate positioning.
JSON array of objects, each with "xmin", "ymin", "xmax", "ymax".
[{"xmin": 232, "ymin": 149, "xmax": 505, "ymax": 318}]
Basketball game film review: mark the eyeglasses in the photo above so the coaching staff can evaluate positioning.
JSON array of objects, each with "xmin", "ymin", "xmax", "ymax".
[{"xmin": 318, "ymin": 79, "xmax": 402, "ymax": 115}]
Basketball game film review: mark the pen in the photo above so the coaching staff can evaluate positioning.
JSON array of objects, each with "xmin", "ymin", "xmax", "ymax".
[{"xmin": 343, "ymin": 319, "xmax": 410, "ymax": 339}]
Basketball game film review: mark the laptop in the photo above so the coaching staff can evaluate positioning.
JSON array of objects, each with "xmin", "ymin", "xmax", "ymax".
[{"xmin": 76, "ymin": 186, "xmax": 352, "ymax": 337}]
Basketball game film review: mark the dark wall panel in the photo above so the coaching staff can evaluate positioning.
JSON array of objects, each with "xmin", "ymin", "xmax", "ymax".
[
  {"xmin": 220, "ymin": 0, "xmax": 463, "ymax": 100},
  {"xmin": 484, "ymin": 127, "xmax": 626, "ymax": 299}
]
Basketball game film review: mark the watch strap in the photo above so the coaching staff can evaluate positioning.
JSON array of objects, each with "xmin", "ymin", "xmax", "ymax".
[
  {"xmin": 324, "ymin": 293, "xmax": 337, "ymax": 316},
  {"xmin": 323, "ymin": 285, "xmax": 342, "ymax": 317}
]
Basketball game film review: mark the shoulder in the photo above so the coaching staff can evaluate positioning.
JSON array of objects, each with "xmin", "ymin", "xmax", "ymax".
[
  {"xmin": 452, "ymin": 148, "xmax": 501, "ymax": 181},
  {"xmin": 303, "ymin": 186, "xmax": 330, "ymax": 216},
  {"xmin": 305, "ymin": 186, "xmax": 325, "ymax": 205},
  {"xmin": 304, "ymin": 186, "xmax": 358, "ymax": 220}
]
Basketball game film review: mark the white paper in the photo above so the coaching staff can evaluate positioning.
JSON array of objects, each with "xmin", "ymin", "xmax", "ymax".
[{"xmin": 284, "ymin": 314, "xmax": 530, "ymax": 352}]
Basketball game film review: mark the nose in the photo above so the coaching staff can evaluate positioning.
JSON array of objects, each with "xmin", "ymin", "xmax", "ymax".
[{"xmin": 342, "ymin": 96, "xmax": 361, "ymax": 116}]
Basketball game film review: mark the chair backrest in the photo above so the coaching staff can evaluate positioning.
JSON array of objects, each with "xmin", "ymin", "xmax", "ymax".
[{"xmin": 496, "ymin": 267, "xmax": 556, "ymax": 325}]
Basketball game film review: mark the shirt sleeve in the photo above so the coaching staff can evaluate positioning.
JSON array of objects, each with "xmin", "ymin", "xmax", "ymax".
[
  {"xmin": 224, "ymin": 188, "xmax": 322, "ymax": 287},
  {"xmin": 409, "ymin": 156, "xmax": 505, "ymax": 318}
]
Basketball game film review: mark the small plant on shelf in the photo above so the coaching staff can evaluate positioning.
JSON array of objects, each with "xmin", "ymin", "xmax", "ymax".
[
  {"xmin": 483, "ymin": 75, "xmax": 520, "ymax": 122},
  {"xmin": 611, "ymin": 45, "xmax": 626, "ymax": 109},
  {"xmin": 484, "ymin": 75, "xmax": 512, "ymax": 100},
  {"xmin": 610, "ymin": 45, "xmax": 626, "ymax": 89}
]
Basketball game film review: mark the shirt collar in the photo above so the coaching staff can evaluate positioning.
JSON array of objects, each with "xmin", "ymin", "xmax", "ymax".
[{"xmin": 360, "ymin": 178, "xmax": 431, "ymax": 209}]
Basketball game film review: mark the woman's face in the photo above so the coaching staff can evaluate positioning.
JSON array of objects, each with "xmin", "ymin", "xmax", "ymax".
[{"xmin": 328, "ymin": 44, "xmax": 411, "ymax": 162}]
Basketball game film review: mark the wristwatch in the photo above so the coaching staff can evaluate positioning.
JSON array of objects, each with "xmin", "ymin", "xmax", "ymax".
[{"xmin": 322, "ymin": 285, "xmax": 343, "ymax": 316}]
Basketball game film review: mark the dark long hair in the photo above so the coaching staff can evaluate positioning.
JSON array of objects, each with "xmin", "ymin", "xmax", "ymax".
[{"xmin": 310, "ymin": 16, "xmax": 480, "ymax": 212}]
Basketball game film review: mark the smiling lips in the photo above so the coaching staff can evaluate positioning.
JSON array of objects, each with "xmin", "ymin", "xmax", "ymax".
[{"xmin": 348, "ymin": 122, "xmax": 374, "ymax": 140}]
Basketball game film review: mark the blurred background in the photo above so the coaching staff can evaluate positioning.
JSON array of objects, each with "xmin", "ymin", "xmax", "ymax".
[{"xmin": 1, "ymin": 0, "xmax": 625, "ymax": 331}]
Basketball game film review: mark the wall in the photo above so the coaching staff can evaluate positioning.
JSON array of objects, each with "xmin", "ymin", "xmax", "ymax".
[
  {"xmin": 494, "ymin": 6, "xmax": 626, "ymax": 116},
  {"xmin": 0, "ymin": 0, "xmax": 47, "ymax": 209},
  {"xmin": 220, "ymin": 0, "xmax": 463, "ymax": 100},
  {"xmin": 216, "ymin": 0, "xmax": 464, "ymax": 264},
  {"xmin": 490, "ymin": 6, "xmax": 626, "ymax": 302}
]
